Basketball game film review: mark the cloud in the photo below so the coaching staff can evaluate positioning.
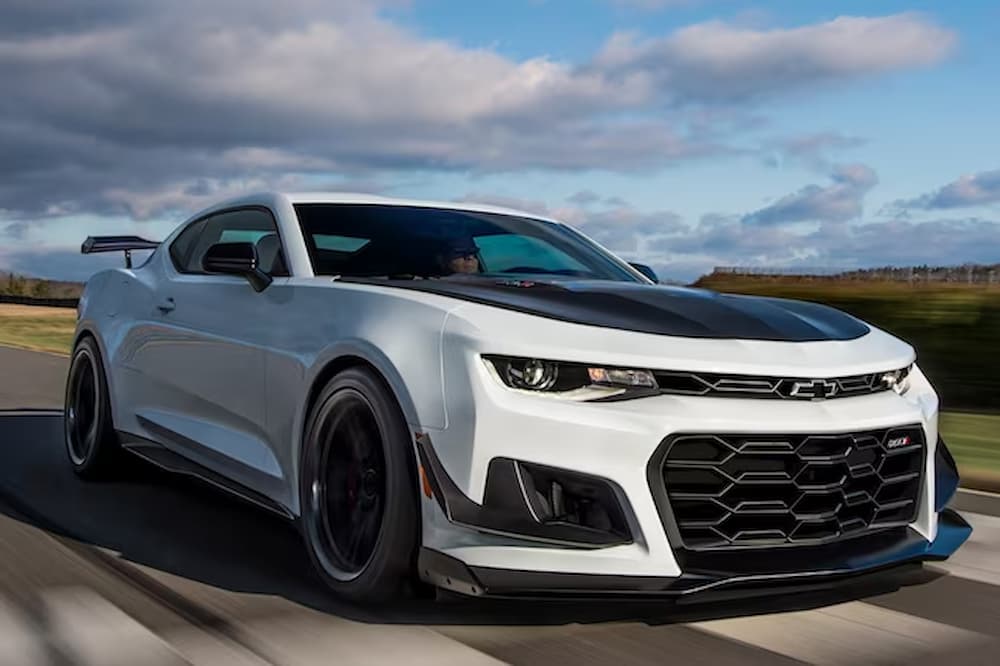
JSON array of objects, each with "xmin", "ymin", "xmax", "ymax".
[
  {"xmin": 593, "ymin": 14, "xmax": 955, "ymax": 102},
  {"xmin": 567, "ymin": 190, "xmax": 601, "ymax": 206},
  {"xmin": 575, "ymin": 207, "xmax": 687, "ymax": 255},
  {"xmin": 742, "ymin": 164, "xmax": 878, "ymax": 226},
  {"xmin": 0, "ymin": 0, "xmax": 140, "ymax": 37},
  {"xmin": 807, "ymin": 218, "xmax": 1000, "ymax": 266},
  {"xmin": 0, "ymin": 6, "xmax": 955, "ymax": 221},
  {"xmin": 764, "ymin": 131, "xmax": 866, "ymax": 170},
  {"xmin": 453, "ymin": 192, "xmax": 553, "ymax": 217},
  {"xmin": 900, "ymin": 168, "xmax": 1000, "ymax": 210},
  {"xmin": 779, "ymin": 132, "xmax": 866, "ymax": 158},
  {"xmin": 632, "ymin": 214, "xmax": 1000, "ymax": 281},
  {"xmin": 3, "ymin": 222, "xmax": 29, "ymax": 240},
  {"xmin": 455, "ymin": 191, "xmax": 1000, "ymax": 282}
]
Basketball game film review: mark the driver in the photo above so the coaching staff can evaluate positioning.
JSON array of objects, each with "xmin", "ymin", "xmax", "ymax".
[{"xmin": 436, "ymin": 235, "xmax": 481, "ymax": 275}]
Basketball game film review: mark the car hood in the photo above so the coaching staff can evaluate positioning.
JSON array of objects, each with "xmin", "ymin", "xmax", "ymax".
[{"xmin": 342, "ymin": 277, "xmax": 869, "ymax": 342}]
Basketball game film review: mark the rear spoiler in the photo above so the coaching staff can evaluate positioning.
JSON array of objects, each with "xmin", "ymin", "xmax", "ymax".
[{"xmin": 81, "ymin": 236, "xmax": 161, "ymax": 268}]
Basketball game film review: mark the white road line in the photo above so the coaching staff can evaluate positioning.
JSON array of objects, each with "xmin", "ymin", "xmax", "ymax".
[
  {"xmin": 690, "ymin": 601, "xmax": 990, "ymax": 665},
  {"xmin": 957, "ymin": 488, "xmax": 1000, "ymax": 499},
  {"xmin": 42, "ymin": 587, "xmax": 188, "ymax": 666},
  {"xmin": 934, "ymin": 510, "xmax": 1000, "ymax": 586},
  {"xmin": 0, "ymin": 598, "xmax": 47, "ymax": 666}
]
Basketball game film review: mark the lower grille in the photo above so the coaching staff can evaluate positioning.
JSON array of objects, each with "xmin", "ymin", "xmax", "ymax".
[{"xmin": 657, "ymin": 426, "xmax": 925, "ymax": 549}]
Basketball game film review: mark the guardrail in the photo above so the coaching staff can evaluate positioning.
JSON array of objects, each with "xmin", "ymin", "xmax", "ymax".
[{"xmin": 0, "ymin": 295, "xmax": 79, "ymax": 308}]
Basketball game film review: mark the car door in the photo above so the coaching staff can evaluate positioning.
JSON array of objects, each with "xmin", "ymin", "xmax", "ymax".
[{"xmin": 131, "ymin": 207, "xmax": 292, "ymax": 504}]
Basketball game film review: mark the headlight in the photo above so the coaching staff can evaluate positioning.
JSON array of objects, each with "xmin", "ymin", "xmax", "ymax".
[
  {"xmin": 505, "ymin": 358, "xmax": 560, "ymax": 390},
  {"xmin": 484, "ymin": 355, "xmax": 658, "ymax": 401},
  {"xmin": 879, "ymin": 364, "xmax": 913, "ymax": 395}
]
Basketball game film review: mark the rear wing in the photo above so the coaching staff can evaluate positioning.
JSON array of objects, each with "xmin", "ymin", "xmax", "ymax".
[{"xmin": 81, "ymin": 236, "xmax": 160, "ymax": 268}]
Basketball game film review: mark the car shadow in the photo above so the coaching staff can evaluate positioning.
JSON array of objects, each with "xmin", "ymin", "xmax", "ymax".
[{"xmin": 0, "ymin": 412, "xmax": 942, "ymax": 628}]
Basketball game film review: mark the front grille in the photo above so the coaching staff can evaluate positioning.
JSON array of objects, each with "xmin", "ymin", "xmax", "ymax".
[
  {"xmin": 652, "ymin": 369, "xmax": 903, "ymax": 400},
  {"xmin": 658, "ymin": 426, "xmax": 925, "ymax": 549}
]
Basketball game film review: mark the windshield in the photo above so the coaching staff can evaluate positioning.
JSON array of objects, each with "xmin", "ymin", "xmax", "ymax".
[{"xmin": 294, "ymin": 203, "xmax": 643, "ymax": 282}]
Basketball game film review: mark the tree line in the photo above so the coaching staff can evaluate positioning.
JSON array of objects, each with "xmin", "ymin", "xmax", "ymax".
[
  {"xmin": 712, "ymin": 264, "xmax": 1000, "ymax": 284},
  {"xmin": 0, "ymin": 273, "xmax": 83, "ymax": 299},
  {"xmin": 1, "ymin": 273, "xmax": 51, "ymax": 297}
]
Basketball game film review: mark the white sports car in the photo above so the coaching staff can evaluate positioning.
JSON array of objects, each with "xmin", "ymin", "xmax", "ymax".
[{"xmin": 67, "ymin": 191, "xmax": 971, "ymax": 602}]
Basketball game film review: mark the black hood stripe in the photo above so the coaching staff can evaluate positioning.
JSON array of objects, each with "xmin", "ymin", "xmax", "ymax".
[{"xmin": 341, "ymin": 277, "xmax": 870, "ymax": 342}]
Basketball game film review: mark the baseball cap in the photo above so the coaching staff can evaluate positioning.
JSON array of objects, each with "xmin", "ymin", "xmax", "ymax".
[{"xmin": 443, "ymin": 234, "xmax": 479, "ymax": 258}]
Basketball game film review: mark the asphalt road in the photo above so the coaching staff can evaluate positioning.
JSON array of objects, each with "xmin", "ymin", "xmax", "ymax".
[
  {"xmin": 0, "ymin": 346, "xmax": 67, "ymax": 411},
  {"xmin": 1, "ymin": 346, "xmax": 999, "ymax": 665}
]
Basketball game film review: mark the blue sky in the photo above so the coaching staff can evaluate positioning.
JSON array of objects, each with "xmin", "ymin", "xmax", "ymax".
[{"xmin": 2, "ymin": 0, "xmax": 999, "ymax": 282}]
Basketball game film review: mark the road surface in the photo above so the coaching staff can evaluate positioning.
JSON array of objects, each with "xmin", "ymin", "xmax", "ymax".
[{"xmin": 1, "ymin": 345, "xmax": 999, "ymax": 664}]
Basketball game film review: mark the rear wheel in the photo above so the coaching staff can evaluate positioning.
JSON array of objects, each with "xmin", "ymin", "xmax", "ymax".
[
  {"xmin": 64, "ymin": 337, "xmax": 123, "ymax": 478},
  {"xmin": 300, "ymin": 367, "xmax": 419, "ymax": 603}
]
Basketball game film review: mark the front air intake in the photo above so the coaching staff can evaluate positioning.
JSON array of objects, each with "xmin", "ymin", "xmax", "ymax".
[{"xmin": 654, "ymin": 426, "xmax": 925, "ymax": 550}]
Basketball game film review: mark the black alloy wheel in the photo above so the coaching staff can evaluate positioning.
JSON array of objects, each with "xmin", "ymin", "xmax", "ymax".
[
  {"xmin": 64, "ymin": 337, "xmax": 122, "ymax": 478},
  {"xmin": 300, "ymin": 367, "xmax": 419, "ymax": 602},
  {"xmin": 317, "ymin": 392, "xmax": 386, "ymax": 576}
]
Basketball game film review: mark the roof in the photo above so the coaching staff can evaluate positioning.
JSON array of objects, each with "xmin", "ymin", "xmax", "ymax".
[
  {"xmin": 191, "ymin": 190, "xmax": 560, "ymax": 225},
  {"xmin": 283, "ymin": 191, "xmax": 560, "ymax": 224}
]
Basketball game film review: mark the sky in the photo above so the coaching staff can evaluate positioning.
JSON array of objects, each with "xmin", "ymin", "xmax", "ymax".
[{"xmin": 2, "ymin": 0, "xmax": 999, "ymax": 283}]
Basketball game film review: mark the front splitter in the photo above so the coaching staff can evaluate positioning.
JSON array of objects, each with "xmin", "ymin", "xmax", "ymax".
[{"xmin": 419, "ymin": 508, "xmax": 972, "ymax": 599}]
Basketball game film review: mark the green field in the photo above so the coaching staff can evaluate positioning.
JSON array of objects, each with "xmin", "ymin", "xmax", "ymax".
[
  {"xmin": 0, "ymin": 304, "xmax": 77, "ymax": 354},
  {"xmin": 941, "ymin": 411, "xmax": 1000, "ymax": 485}
]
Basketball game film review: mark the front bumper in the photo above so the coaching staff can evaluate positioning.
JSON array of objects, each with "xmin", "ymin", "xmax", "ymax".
[
  {"xmin": 419, "ymin": 352, "xmax": 970, "ymax": 594},
  {"xmin": 419, "ymin": 509, "xmax": 971, "ymax": 598}
]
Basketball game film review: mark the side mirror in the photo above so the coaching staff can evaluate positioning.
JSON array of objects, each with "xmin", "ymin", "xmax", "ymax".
[
  {"xmin": 629, "ymin": 262, "xmax": 659, "ymax": 283},
  {"xmin": 202, "ymin": 242, "xmax": 272, "ymax": 292}
]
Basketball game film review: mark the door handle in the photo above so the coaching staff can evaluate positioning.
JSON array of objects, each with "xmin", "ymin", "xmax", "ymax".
[{"xmin": 157, "ymin": 297, "xmax": 176, "ymax": 313}]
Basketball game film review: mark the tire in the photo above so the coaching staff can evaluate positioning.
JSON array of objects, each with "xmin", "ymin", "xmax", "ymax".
[
  {"xmin": 64, "ymin": 336, "xmax": 123, "ymax": 479},
  {"xmin": 299, "ymin": 367, "xmax": 420, "ymax": 603}
]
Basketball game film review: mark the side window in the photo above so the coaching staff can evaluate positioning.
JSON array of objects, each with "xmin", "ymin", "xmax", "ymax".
[
  {"xmin": 169, "ymin": 219, "xmax": 206, "ymax": 271},
  {"xmin": 172, "ymin": 208, "xmax": 288, "ymax": 276}
]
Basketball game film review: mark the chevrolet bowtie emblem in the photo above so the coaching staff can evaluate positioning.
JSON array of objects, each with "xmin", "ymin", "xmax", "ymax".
[{"xmin": 789, "ymin": 379, "xmax": 839, "ymax": 399}]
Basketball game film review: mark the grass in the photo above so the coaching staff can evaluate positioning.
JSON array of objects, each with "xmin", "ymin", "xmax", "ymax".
[
  {"xmin": 695, "ymin": 274, "xmax": 1000, "ymax": 296},
  {"xmin": 940, "ymin": 411, "xmax": 1000, "ymax": 487},
  {"xmin": 0, "ymin": 304, "xmax": 77, "ymax": 354}
]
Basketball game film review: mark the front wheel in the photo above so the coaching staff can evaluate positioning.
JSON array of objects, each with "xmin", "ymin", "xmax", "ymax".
[
  {"xmin": 64, "ymin": 337, "xmax": 123, "ymax": 478},
  {"xmin": 299, "ymin": 367, "xmax": 420, "ymax": 603}
]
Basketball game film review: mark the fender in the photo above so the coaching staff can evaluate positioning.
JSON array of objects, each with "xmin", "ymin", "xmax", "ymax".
[
  {"xmin": 289, "ymin": 338, "xmax": 437, "ymax": 511},
  {"xmin": 71, "ymin": 321, "xmax": 122, "ymax": 423},
  {"xmin": 302, "ymin": 338, "xmax": 428, "ymax": 426}
]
